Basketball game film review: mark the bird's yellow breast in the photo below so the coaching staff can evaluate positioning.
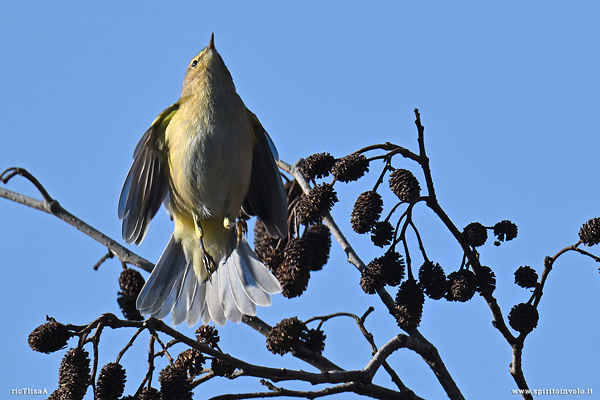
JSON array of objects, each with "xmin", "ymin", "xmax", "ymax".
[{"xmin": 165, "ymin": 91, "xmax": 253, "ymax": 225}]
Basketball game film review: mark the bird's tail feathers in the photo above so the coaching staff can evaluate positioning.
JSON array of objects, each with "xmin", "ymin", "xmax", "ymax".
[
  {"xmin": 196, "ymin": 235, "xmax": 282, "ymax": 326},
  {"xmin": 136, "ymin": 233, "xmax": 282, "ymax": 327},
  {"xmin": 136, "ymin": 236, "xmax": 187, "ymax": 319}
]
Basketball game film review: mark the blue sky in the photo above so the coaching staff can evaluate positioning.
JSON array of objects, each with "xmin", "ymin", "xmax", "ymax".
[{"xmin": 1, "ymin": 2, "xmax": 599, "ymax": 399}]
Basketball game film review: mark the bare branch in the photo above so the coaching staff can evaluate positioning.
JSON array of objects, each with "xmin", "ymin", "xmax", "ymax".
[
  {"xmin": 1, "ymin": 167, "xmax": 54, "ymax": 203},
  {"xmin": 410, "ymin": 111, "xmax": 529, "ymax": 396},
  {"xmin": 65, "ymin": 314, "xmax": 423, "ymax": 399},
  {"xmin": 279, "ymin": 158, "xmax": 465, "ymax": 400},
  {"xmin": 509, "ymin": 342, "xmax": 532, "ymax": 400},
  {"xmin": 212, "ymin": 381, "xmax": 362, "ymax": 400},
  {"xmin": 0, "ymin": 169, "xmax": 154, "ymax": 272}
]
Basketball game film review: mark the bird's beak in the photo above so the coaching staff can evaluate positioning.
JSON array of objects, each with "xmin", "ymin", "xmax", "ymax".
[{"xmin": 209, "ymin": 33, "xmax": 215, "ymax": 50}]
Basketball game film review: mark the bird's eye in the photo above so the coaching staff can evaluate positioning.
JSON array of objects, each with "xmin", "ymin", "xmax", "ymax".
[{"xmin": 191, "ymin": 60, "xmax": 198, "ymax": 68}]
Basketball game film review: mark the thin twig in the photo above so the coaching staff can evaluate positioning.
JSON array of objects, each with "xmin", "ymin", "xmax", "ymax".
[
  {"xmin": 371, "ymin": 161, "xmax": 392, "ymax": 192},
  {"xmin": 93, "ymin": 250, "xmax": 115, "ymax": 270},
  {"xmin": 1, "ymin": 167, "xmax": 54, "ymax": 203},
  {"xmin": 409, "ymin": 220, "xmax": 429, "ymax": 263},
  {"xmin": 306, "ymin": 309, "xmax": 410, "ymax": 393},
  {"xmin": 145, "ymin": 320, "xmax": 174, "ymax": 364},
  {"xmin": 190, "ymin": 371, "xmax": 216, "ymax": 388},
  {"xmin": 354, "ymin": 143, "xmax": 421, "ymax": 164},
  {"xmin": 116, "ymin": 325, "xmax": 146, "ymax": 364},
  {"xmin": 572, "ymin": 244, "xmax": 600, "ymax": 262},
  {"xmin": 90, "ymin": 323, "xmax": 104, "ymax": 393},
  {"xmin": 135, "ymin": 335, "xmax": 156, "ymax": 398}
]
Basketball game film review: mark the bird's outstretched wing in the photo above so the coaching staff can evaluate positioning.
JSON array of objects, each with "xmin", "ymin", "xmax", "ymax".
[
  {"xmin": 118, "ymin": 103, "xmax": 179, "ymax": 244},
  {"xmin": 242, "ymin": 109, "xmax": 288, "ymax": 239}
]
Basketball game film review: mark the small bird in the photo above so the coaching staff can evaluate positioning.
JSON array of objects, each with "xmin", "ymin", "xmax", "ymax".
[{"xmin": 118, "ymin": 34, "xmax": 287, "ymax": 326}]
